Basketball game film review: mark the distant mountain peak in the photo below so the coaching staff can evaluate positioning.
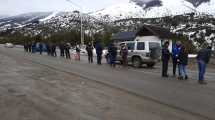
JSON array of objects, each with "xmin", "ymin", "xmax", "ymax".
[
  {"xmin": 186, "ymin": 0, "xmax": 210, "ymax": 7},
  {"xmin": 91, "ymin": 0, "xmax": 215, "ymax": 21},
  {"xmin": 130, "ymin": 0, "xmax": 162, "ymax": 9}
]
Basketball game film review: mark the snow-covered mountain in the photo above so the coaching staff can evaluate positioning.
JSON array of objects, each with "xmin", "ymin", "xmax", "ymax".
[
  {"xmin": 0, "ymin": 12, "xmax": 52, "ymax": 31},
  {"xmin": 0, "ymin": 15, "xmax": 9, "ymax": 19},
  {"xmin": 90, "ymin": 0, "xmax": 215, "ymax": 21},
  {"xmin": 0, "ymin": 0, "xmax": 214, "ymax": 48}
]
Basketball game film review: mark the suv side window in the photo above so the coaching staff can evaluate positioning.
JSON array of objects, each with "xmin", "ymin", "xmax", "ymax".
[
  {"xmin": 137, "ymin": 42, "xmax": 145, "ymax": 50},
  {"xmin": 126, "ymin": 43, "xmax": 135, "ymax": 50},
  {"xmin": 149, "ymin": 42, "xmax": 160, "ymax": 50}
]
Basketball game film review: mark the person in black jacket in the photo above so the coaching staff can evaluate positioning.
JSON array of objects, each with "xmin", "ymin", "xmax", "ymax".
[
  {"xmin": 65, "ymin": 43, "xmax": 71, "ymax": 59},
  {"xmin": 197, "ymin": 46, "xmax": 212, "ymax": 84},
  {"xmin": 86, "ymin": 43, "xmax": 94, "ymax": 63},
  {"xmin": 39, "ymin": 42, "xmax": 43, "ymax": 55},
  {"xmin": 178, "ymin": 46, "xmax": 189, "ymax": 80},
  {"xmin": 108, "ymin": 42, "xmax": 117, "ymax": 68},
  {"xmin": 162, "ymin": 41, "xmax": 171, "ymax": 77},
  {"xmin": 59, "ymin": 42, "xmax": 65, "ymax": 57},
  {"xmin": 95, "ymin": 41, "xmax": 103, "ymax": 65}
]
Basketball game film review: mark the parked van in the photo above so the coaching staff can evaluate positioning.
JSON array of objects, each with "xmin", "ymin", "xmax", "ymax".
[{"xmin": 106, "ymin": 36, "xmax": 162, "ymax": 68}]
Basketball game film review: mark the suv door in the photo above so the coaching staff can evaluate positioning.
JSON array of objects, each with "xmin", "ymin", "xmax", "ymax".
[
  {"xmin": 136, "ymin": 42, "xmax": 148, "ymax": 59},
  {"xmin": 125, "ymin": 42, "xmax": 136, "ymax": 62}
]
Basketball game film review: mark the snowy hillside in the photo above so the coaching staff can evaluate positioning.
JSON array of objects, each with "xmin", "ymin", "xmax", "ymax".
[
  {"xmin": 91, "ymin": 0, "xmax": 215, "ymax": 21},
  {"xmin": 0, "ymin": 12, "xmax": 52, "ymax": 31}
]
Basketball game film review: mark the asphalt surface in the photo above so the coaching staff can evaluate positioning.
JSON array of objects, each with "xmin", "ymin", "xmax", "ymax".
[{"xmin": 1, "ymin": 46, "xmax": 215, "ymax": 120}]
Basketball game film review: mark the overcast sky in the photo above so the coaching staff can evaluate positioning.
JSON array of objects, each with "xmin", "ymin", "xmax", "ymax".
[{"xmin": 0, "ymin": 0, "xmax": 129, "ymax": 15}]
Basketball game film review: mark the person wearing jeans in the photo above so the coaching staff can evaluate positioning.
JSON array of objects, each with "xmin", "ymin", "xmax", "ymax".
[
  {"xmin": 198, "ymin": 60, "xmax": 206, "ymax": 82},
  {"xmin": 178, "ymin": 46, "xmax": 188, "ymax": 80},
  {"xmin": 179, "ymin": 65, "xmax": 188, "ymax": 80},
  {"xmin": 197, "ymin": 46, "xmax": 212, "ymax": 84}
]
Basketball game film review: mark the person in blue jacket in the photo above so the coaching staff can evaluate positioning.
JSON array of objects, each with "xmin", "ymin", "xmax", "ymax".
[
  {"xmin": 172, "ymin": 41, "xmax": 182, "ymax": 77},
  {"xmin": 95, "ymin": 41, "xmax": 103, "ymax": 65}
]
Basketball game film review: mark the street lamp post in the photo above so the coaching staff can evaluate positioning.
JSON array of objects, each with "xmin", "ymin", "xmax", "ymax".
[{"xmin": 66, "ymin": 0, "xmax": 84, "ymax": 46}]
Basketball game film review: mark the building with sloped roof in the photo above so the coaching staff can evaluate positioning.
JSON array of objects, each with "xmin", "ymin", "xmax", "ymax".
[{"xmin": 111, "ymin": 24, "xmax": 173, "ymax": 51}]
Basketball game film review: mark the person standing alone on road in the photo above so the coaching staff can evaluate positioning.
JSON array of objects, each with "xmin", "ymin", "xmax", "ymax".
[
  {"xmin": 86, "ymin": 43, "xmax": 94, "ymax": 63},
  {"xmin": 120, "ymin": 43, "xmax": 128, "ymax": 67},
  {"xmin": 172, "ymin": 41, "xmax": 182, "ymax": 77},
  {"xmin": 95, "ymin": 41, "xmax": 103, "ymax": 65},
  {"xmin": 197, "ymin": 46, "xmax": 212, "ymax": 84},
  {"xmin": 162, "ymin": 41, "xmax": 171, "ymax": 77},
  {"xmin": 178, "ymin": 46, "xmax": 189, "ymax": 80},
  {"xmin": 108, "ymin": 42, "xmax": 117, "ymax": 68}
]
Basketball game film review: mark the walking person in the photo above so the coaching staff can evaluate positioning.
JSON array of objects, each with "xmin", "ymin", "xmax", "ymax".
[
  {"xmin": 86, "ymin": 43, "xmax": 94, "ymax": 63},
  {"xmin": 28, "ymin": 42, "xmax": 32, "ymax": 53},
  {"xmin": 51, "ymin": 43, "xmax": 57, "ymax": 57},
  {"xmin": 172, "ymin": 41, "xmax": 182, "ymax": 77},
  {"xmin": 24, "ymin": 42, "xmax": 28, "ymax": 52},
  {"xmin": 65, "ymin": 43, "xmax": 71, "ymax": 59},
  {"xmin": 120, "ymin": 43, "xmax": 128, "ymax": 67},
  {"xmin": 46, "ymin": 43, "xmax": 51, "ymax": 56},
  {"xmin": 162, "ymin": 41, "xmax": 171, "ymax": 77},
  {"xmin": 75, "ymin": 45, "xmax": 81, "ymax": 61},
  {"xmin": 39, "ymin": 42, "xmax": 43, "ymax": 55},
  {"xmin": 197, "ymin": 46, "xmax": 212, "ymax": 84},
  {"xmin": 31, "ymin": 42, "xmax": 36, "ymax": 53},
  {"xmin": 59, "ymin": 42, "xmax": 65, "ymax": 57},
  {"xmin": 108, "ymin": 42, "xmax": 117, "ymax": 68},
  {"xmin": 178, "ymin": 46, "xmax": 189, "ymax": 80},
  {"xmin": 95, "ymin": 41, "xmax": 103, "ymax": 65}
]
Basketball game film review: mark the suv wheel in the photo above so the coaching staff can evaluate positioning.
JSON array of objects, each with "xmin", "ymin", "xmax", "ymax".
[
  {"xmin": 132, "ymin": 57, "xmax": 142, "ymax": 68},
  {"xmin": 147, "ymin": 63, "xmax": 155, "ymax": 68}
]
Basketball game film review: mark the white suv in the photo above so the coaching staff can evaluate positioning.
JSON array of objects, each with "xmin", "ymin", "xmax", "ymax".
[{"xmin": 107, "ymin": 36, "xmax": 162, "ymax": 68}]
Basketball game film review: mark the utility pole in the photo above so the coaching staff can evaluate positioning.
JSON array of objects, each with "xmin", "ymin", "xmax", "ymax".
[{"xmin": 66, "ymin": 0, "xmax": 84, "ymax": 46}]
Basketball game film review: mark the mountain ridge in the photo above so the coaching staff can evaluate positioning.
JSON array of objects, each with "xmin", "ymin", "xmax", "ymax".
[{"xmin": 91, "ymin": 0, "xmax": 215, "ymax": 21}]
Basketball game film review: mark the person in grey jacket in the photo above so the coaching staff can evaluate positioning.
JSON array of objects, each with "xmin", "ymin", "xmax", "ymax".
[{"xmin": 197, "ymin": 46, "xmax": 212, "ymax": 84}]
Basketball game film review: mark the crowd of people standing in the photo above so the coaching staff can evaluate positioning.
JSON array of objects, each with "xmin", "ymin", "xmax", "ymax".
[
  {"xmin": 24, "ymin": 40, "xmax": 212, "ymax": 85},
  {"xmin": 24, "ymin": 42, "xmax": 74, "ymax": 59},
  {"xmin": 162, "ymin": 41, "xmax": 212, "ymax": 85}
]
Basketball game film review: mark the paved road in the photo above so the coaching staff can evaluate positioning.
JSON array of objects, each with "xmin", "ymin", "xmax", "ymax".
[{"xmin": 1, "ymin": 46, "xmax": 215, "ymax": 120}]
